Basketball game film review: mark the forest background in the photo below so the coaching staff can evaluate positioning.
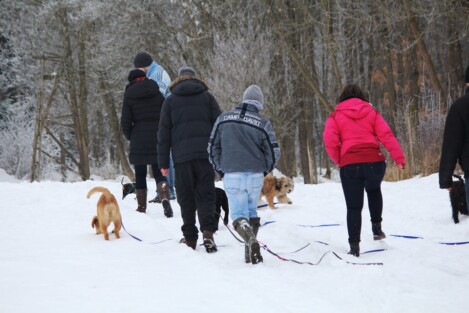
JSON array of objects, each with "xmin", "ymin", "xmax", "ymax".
[{"xmin": 1, "ymin": 0, "xmax": 468, "ymax": 184}]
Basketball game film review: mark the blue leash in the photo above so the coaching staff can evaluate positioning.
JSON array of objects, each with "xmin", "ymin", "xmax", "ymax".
[
  {"xmin": 224, "ymin": 223, "xmax": 383, "ymax": 265},
  {"xmin": 120, "ymin": 220, "xmax": 172, "ymax": 245},
  {"xmin": 391, "ymin": 234, "xmax": 469, "ymax": 245},
  {"xmin": 260, "ymin": 220, "xmax": 341, "ymax": 228},
  {"xmin": 297, "ymin": 223, "xmax": 341, "ymax": 228},
  {"xmin": 390, "ymin": 234, "xmax": 423, "ymax": 239},
  {"xmin": 438, "ymin": 241, "xmax": 469, "ymax": 245}
]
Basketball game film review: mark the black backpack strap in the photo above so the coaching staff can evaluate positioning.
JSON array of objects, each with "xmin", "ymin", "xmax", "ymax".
[{"xmin": 239, "ymin": 103, "xmax": 248, "ymax": 119}]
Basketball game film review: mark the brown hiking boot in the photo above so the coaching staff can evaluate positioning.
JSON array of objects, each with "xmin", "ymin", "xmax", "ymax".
[
  {"xmin": 180, "ymin": 238, "xmax": 197, "ymax": 250},
  {"xmin": 157, "ymin": 181, "xmax": 173, "ymax": 218},
  {"xmin": 136, "ymin": 189, "xmax": 147, "ymax": 213},
  {"xmin": 202, "ymin": 230, "xmax": 217, "ymax": 253}
]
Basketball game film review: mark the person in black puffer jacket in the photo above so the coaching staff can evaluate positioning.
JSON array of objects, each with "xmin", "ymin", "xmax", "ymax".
[
  {"xmin": 121, "ymin": 64, "xmax": 173, "ymax": 218},
  {"xmin": 439, "ymin": 65, "xmax": 469, "ymax": 207},
  {"xmin": 158, "ymin": 66, "xmax": 221, "ymax": 253}
]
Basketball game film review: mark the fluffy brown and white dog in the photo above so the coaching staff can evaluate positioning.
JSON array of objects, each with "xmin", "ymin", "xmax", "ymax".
[
  {"xmin": 87, "ymin": 187, "xmax": 122, "ymax": 240},
  {"xmin": 260, "ymin": 176, "xmax": 294, "ymax": 209}
]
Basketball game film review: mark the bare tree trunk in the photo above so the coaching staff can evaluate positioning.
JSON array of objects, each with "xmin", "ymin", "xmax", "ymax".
[
  {"xmin": 446, "ymin": 2, "xmax": 463, "ymax": 100},
  {"xmin": 263, "ymin": 0, "xmax": 334, "ymax": 113},
  {"xmin": 59, "ymin": 7, "xmax": 90, "ymax": 180},
  {"xmin": 320, "ymin": 0, "xmax": 342, "ymax": 91},
  {"xmin": 401, "ymin": 35, "xmax": 420, "ymax": 175},
  {"xmin": 78, "ymin": 27, "xmax": 90, "ymax": 150},
  {"xmin": 403, "ymin": 0, "xmax": 444, "ymax": 110},
  {"xmin": 30, "ymin": 57, "xmax": 61, "ymax": 182},
  {"xmin": 97, "ymin": 71, "xmax": 135, "ymax": 181}
]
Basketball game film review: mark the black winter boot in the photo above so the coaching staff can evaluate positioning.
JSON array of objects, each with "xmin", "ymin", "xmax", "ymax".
[
  {"xmin": 157, "ymin": 181, "xmax": 173, "ymax": 218},
  {"xmin": 372, "ymin": 223, "xmax": 386, "ymax": 240},
  {"xmin": 348, "ymin": 242, "xmax": 360, "ymax": 257},
  {"xmin": 234, "ymin": 218, "xmax": 263, "ymax": 264},
  {"xmin": 245, "ymin": 217, "xmax": 261, "ymax": 263},
  {"xmin": 202, "ymin": 230, "xmax": 217, "ymax": 253}
]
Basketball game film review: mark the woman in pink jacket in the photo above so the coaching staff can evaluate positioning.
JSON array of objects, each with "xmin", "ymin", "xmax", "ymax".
[{"xmin": 323, "ymin": 84, "xmax": 405, "ymax": 257}]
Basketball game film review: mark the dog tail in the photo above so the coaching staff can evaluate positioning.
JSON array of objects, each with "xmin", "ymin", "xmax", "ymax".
[
  {"xmin": 91, "ymin": 216, "xmax": 99, "ymax": 229},
  {"xmin": 87, "ymin": 186, "xmax": 112, "ymax": 200}
]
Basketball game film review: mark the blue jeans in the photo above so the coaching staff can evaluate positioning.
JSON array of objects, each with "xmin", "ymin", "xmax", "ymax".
[
  {"xmin": 169, "ymin": 153, "xmax": 175, "ymax": 195},
  {"xmin": 223, "ymin": 172, "xmax": 264, "ymax": 222}
]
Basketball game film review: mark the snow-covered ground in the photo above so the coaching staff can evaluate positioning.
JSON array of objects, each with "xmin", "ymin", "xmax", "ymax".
[{"xmin": 0, "ymin": 169, "xmax": 467, "ymax": 313}]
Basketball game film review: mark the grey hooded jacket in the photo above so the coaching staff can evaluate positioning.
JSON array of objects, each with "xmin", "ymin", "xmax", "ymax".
[{"xmin": 208, "ymin": 102, "xmax": 280, "ymax": 176}]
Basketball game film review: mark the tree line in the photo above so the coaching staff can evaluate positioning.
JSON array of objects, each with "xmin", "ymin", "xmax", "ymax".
[{"xmin": 0, "ymin": 0, "xmax": 468, "ymax": 183}]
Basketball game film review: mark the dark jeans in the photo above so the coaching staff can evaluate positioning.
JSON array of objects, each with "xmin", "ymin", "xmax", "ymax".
[
  {"xmin": 174, "ymin": 159, "xmax": 217, "ymax": 240},
  {"xmin": 340, "ymin": 161, "xmax": 386, "ymax": 244},
  {"xmin": 134, "ymin": 164, "xmax": 167, "ymax": 190}
]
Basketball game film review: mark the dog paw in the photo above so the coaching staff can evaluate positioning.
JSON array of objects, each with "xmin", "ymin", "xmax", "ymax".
[{"xmin": 288, "ymin": 201, "xmax": 293, "ymax": 204}]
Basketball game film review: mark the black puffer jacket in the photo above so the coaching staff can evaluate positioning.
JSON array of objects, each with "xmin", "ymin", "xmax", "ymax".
[
  {"xmin": 439, "ymin": 88, "xmax": 469, "ymax": 188},
  {"xmin": 158, "ymin": 77, "xmax": 221, "ymax": 168},
  {"xmin": 121, "ymin": 69, "xmax": 165, "ymax": 165}
]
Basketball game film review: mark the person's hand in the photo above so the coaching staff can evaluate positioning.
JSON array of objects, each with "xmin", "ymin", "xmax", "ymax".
[
  {"xmin": 160, "ymin": 168, "xmax": 169, "ymax": 176},
  {"xmin": 398, "ymin": 163, "xmax": 405, "ymax": 170},
  {"xmin": 446, "ymin": 187, "xmax": 452, "ymax": 192}
]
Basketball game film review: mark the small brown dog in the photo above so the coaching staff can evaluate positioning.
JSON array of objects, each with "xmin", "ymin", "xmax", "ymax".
[
  {"xmin": 87, "ymin": 187, "xmax": 122, "ymax": 240},
  {"xmin": 260, "ymin": 176, "xmax": 294, "ymax": 209}
]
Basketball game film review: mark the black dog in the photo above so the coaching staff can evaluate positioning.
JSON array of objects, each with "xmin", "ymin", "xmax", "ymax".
[
  {"xmin": 215, "ymin": 187, "xmax": 229, "ymax": 230},
  {"xmin": 121, "ymin": 178, "xmax": 136, "ymax": 200},
  {"xmin": 450, "ymin": 175, "xmax": 468, "ymax": 224}
]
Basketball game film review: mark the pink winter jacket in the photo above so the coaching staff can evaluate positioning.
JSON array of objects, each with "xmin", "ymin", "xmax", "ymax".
[{"xmin": 323, "ymin": 98, "xmax": 405, "ymax": 168}]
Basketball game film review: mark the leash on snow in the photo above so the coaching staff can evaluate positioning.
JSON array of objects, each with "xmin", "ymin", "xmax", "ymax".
[
  {"xmin": 120, "ymin": 219, "xmax": 172, "ymax": 245},
  {"xmin": 222, "ymin": 221, "xmax": 383, "ymax": 266},
  {"xmin": 390, "ymin": 234, "xmax": 469, "ymax": 245}
]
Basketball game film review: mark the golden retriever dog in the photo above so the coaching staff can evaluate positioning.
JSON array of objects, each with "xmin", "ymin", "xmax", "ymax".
[
  {"xmin": 260, "ymin": 176, "xmax": 294, "ymax": 209},
  {"xmin": 87, "ymin": 187, "xmax": 122, "ymax": 240}
]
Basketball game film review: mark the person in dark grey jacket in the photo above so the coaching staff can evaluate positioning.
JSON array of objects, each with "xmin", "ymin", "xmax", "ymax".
[
  {"xmin": 121, "ymin": 64, "xmax": 172, "ymax": 218},
  {"xmin": 208, "ymin": 85, "xmax": 281, "ymax": 264},
  {"xmin": 158, "ymin": 66, "xmax": 221, "ymax": 253},
  {"xmin": 439, "ymin": 65, "xmax": 469, "ymax": 206}
]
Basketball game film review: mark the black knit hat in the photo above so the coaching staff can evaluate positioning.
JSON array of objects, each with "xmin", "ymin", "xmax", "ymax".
[
  {"xmin": 465, "ymin": 65, "xmax": 469, "ymax": 83},
  {"xmin": 178, "ymin": 66, "xmax": 196, "ymax": 77},
  {"xmin": 133, "ymin": 52, "xmax": 153, "ymax": 68}
]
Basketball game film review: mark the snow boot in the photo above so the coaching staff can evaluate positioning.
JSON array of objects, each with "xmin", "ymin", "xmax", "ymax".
[
  {"xmin": 233, "ymin": 218, "xmax": 263, "ymax": 264},
  {"xmin": 202, "ymin": 230, "xmax": 217, "ymax": 253},
  {"xmin": 245, "ymin": 217, "xmax": 261, "ymax": 263},
  {"xmin": 372, "ymin": 222, "xmax": 386, "ymax": 240},
  {"xmin": 148, "ymin": 192, "xmax": 161, "ymax": 203},
  {"xmin": 180, "ymin": 238, "xmax": 197, "ymax": 250},
  {"xmin": 348, "ymin": 242, "xmax": 360, "ymax": 257},
  {"xmin": 136, "ymin": 189, "xmax": 147, "ymax": 213},
  {"xmin": 157, "ymin": 181, "xmax": 173, "ymax": 218}
]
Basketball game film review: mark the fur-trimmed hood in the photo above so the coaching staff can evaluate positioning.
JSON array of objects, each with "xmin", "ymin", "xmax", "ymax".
[{"xmin": 169, "ymin": 76, "xmax": 209, "ymax": 96}]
